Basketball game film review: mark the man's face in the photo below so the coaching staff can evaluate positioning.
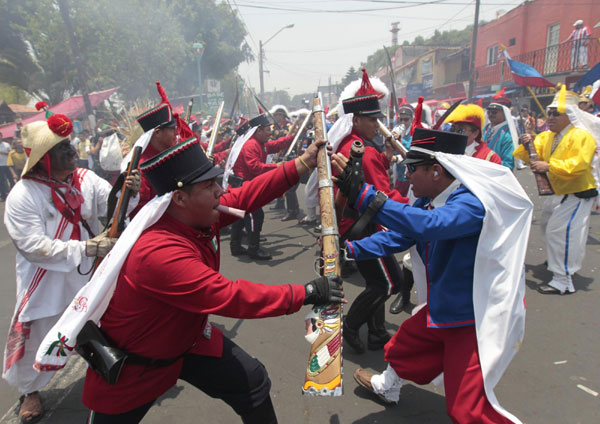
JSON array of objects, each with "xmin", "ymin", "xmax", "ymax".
[
  {"xmin": 254, "ymin": 125, "xmax": 272, "ymax": 143},
  {"xmin": 274, "ymin": 112, "xmax": 286, "ymax": 125},
  {"xmin": 178, "ymin": 178, "xmax": 224, "ymax": 229},
  {"xmin": 353, "ymin": 115, "xmax": 378, "ymax": 140},
  {"xmin": 154, "ymin": 126, "xmax": 176, "ymax": 149},
  {"xmin": 48, "ymin": 139, "xmax": 78, "ymax": 174},
  {"xmin": 487, "ymin": 107, "xmax": 505, "ymax": 126},
  {"xmin": 578, "ymin": 101, "xmax": 595, "ymax": 114},
  {"xmin": 14, "ymin": 140, "xmax": 23, "ymax": 152},
  {"xmin": 546, "ymin": 108, "xmax": 570, "ymax": 133},
  {"xmin": 406, "ymin": 162, "xmax": 436, "ymax": 198},
  {"xmin": 520, "ymin": 107, "xmax": 529, "ymax": 117},
  {"xmin": 397, "ymin": 113, "xmax": 413, "ymax": 127},
  {"xmin": 450, "ymin": 122, "xmax": 479, "ymax": 146}
]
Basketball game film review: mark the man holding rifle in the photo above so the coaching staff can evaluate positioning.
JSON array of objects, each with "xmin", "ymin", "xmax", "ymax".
[
  {"xmin": 335, "ymin": 69, "xmax": 408, "ymax": 354},
  {"xmin": 230, "ymin": 113, "xmax": 299, "ymax": 260},
  {"xmin": 513, "ymin": 87, "xmax": 597, "ymax": 295},
  {"xmin": 2, "ymin": 113, "xmax": 140, "ymax": 423},
  {"xmin": 71, "ymin": 136, "xmax": 342, "ymax": 423}
]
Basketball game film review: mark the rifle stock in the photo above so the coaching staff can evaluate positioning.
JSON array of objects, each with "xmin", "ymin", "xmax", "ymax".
[
  {"xmin": 302, "ymin": 93, "xmax": 343, "ymax": 397},
  {"xmin": 524, "ymin": 141, "xmax": 554, "ymax": 196}
]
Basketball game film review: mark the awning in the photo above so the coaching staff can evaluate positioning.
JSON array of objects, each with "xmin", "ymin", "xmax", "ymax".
[{"xmin": 0, "ymin": 87, "xmax": 119, "ymax": 138}]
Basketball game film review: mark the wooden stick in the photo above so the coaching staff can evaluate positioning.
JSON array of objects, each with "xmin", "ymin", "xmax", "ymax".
[{"xmin": 526, "ymin": 86, "xmax": 547, "ymax": 119}]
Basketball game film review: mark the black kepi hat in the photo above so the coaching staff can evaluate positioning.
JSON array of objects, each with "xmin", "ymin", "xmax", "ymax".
[
  {"xmin": 139, "ymin": 137, "xmax": 223, "ymax": 196},
  {"xmin": 235, "ymin": 117, "xmax": 251, "ymax": 136},
  {"xmin": 249, "ymin": 113, "xmax": 272, "ymax": 128},
  {"xmin": 136, "ymin": 81, "xmax": 177, "ymax": 132},
  {"xmin": 342, "ymin": 68, "xmax": 385, "ymax": 119},
  {"xmin": 400, "ymin": 128, "xmax": 467, "ymax": 165}
]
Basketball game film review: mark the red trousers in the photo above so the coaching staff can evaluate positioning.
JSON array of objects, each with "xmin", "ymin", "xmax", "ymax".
[{"xmin": 384, "ymin": 306, "xmax": 514, "ymax": 424}]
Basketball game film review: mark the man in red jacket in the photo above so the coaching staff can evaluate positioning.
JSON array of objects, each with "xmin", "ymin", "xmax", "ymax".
[
  {"xmin": 81, "ymin": 136, "xmax": 342, "ymax": 423},
  {"xmin": 230, "ymin": 113, "xmax": 297, "ymax": 260},
  {"xmin": 336, "ymin": 69, "xmax": 408, "ymax": 354}
]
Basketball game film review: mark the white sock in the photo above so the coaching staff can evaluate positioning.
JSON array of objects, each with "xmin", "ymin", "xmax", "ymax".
[{"xmin": 371, "ymin": 364, "xmax": 403, "ymax": 401}]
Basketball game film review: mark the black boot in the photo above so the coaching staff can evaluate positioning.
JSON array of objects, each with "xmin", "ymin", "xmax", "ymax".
[
  {"xmin": 367, "ymin": 301, "xmax": 391, "ymax": 350},
  {"xmin": 248, "ymin": 231, "xmax": 272, "ymax": 260},
  {"xmin": 230, "ymin": 219, "xmax": 246, "ymax": 256},
  {"xmin": 241, "ymin": 395, "xmax": 278, "ymax": 424},
  {"xmin": 389, "ymin": 266, "xmax": 414, "ymax": 314},
  {"xmin": 269, "ymin": 198, "xmax": 285, "ymax": 210},
  {"xmin": 343, "ymin": 319, "xmax": 365, "ymax": 354}
]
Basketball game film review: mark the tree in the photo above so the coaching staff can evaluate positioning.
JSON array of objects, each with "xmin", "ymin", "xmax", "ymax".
[
  {"xmin": 341, "ymin": 67, "xmax": 360, "ymax": 88},
  {"xmin": 0, "ymin": 0, "xmax": 250, "ymax": 104}
]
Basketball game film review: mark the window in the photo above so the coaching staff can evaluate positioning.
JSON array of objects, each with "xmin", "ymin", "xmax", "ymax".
[
  {"xmin": 487, "ymin": 45, "xmax": 498, "ymax": 66},
  {"xmin": 509, "ymin": 38, "xmax": 516, "ymax": 46}
]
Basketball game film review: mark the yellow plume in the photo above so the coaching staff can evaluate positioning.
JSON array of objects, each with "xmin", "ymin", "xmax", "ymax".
[{"xmin": 557, "ymin": 84, "xmax": 566, "ymax": 114}]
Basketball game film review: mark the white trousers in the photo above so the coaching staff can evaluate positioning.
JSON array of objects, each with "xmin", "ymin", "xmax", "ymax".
[
  {"xmin": 541, "ymin": 194, "xmax": 594, "ymax": 276},
  {"xmin": 3, "ymin": 314, "xmax": 60, "ymax": 394}
]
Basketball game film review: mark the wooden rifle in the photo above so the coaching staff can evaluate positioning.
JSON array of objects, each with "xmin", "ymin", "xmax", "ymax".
[
  {"xmin": 92, "ymin": 146, "xmax": 142, "ymax": 272},
  {"xmin": 302, "ymin": 93, "xmax": 342, "ymax": 397},
  {"xmin": 523, "ymin": 137, "xmax": 554, "ymax": 196},
  {"xmin": 185, "ymin": 98, "xmax": 194, "ymax": 124},
  {"xmin": 206, "ymin": 101, "xmax": 225, "ymax": 157},
  {"xmin": 377, "ymin": 119, "xmax": 408, "ymax": 158}
]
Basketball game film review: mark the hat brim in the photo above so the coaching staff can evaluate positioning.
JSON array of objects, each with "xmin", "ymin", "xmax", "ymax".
[
  {"xmin": 356, "ymin": 111, "xmax": 385, "ymax": 119},
  {"xmin": 158, "ymin": 118, "xmax": 177, "ymax": 129},
  {"xmin": 399, "ymin": 157, "xmax": 435, "ymax": 166},
  {"xmin": 187, "ymin": 165, "xmax": 224, "ymax": 185}
]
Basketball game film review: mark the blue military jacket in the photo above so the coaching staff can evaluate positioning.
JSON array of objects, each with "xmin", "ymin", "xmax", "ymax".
[{"xmin": 346, "ymin": 183, "xmax": 485, "ymax": 328}]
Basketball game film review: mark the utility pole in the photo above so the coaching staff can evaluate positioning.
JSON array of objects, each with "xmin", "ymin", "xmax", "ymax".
[
  {"xmin": 391, "ymin": 22, "xmax": 400, "ymax": 46},
  {"xmin": 57, "ymin": 0, "xmax": 93, "ymax": 125},
  {"xmin": 467, "ymin": 0, "xmax": 481, "ymax": 101},
  {"xmin": 259, "ymin": 40, "xmax": 265, "ymax": 101}
]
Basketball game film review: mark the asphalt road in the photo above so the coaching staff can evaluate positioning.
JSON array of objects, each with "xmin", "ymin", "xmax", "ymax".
[{"xmin": 0, "ymin": 168, "xmax": 598, "ymax": 423}]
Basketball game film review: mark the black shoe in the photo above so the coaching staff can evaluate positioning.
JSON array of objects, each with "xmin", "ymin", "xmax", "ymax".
[
  {"xmin": 389, "ymin": 292, "xmax": 410, "ymax": 315},
  {"xmin": 343, "ymin": 321, "xmax": 365, "ymax": 354},
  {"xmin": 281, "ymin": 213, "xmax": 298, "ymax": 222},
  {"xmin": 367, "ymin": 331, "xmax": 391, "ymax": 351},
  {"xmin": 231, "ymin": 246, "xmax": 248, "ymax": 256},
  {"xmin": 248, "ymin": 248, "xmax": 272, "ymax": 260},
  {"xmin": 298, "ymin": 217, "xmax": 318, "ymax": 226}
]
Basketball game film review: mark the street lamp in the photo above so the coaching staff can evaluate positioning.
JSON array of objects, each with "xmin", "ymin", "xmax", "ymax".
[
  {"xmin": 259, "ymin": 23, "xmax": 294, "ymax": 100},
  {"xmin": 193, "ymin": 42, "xmax": 205, "ymax": 112}
]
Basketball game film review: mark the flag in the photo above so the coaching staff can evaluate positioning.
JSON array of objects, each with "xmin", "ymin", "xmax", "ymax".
[
  {"xmin": 592, "ymin": 80, "xmax": 600, "ymax": 105},
  {"xmin": 501, "ymin": 49, "xmax": 554, "ymax": 88},
  {"xmin": 575, "ymin": 61, "xmax": 600, "ymax": 91}
]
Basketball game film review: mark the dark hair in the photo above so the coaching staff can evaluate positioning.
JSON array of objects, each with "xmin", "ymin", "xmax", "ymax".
[{"xmin": 422, "ymin": 161, "xmax": 454, "ymax": 179}]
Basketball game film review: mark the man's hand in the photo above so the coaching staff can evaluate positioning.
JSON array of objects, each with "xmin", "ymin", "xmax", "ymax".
[
  {"xmin": 125, "ymin": 169, "xmax": 141, "ymax": 195},
  {"xmin": 304, "ymin": 276, "xmax": 344, "ymax": 306},
  {"xmin": 297, "ymin": 138, "xmax": 328, "ymax": 170},
  {"xmin": 331, "ymin": 154, "xmax": 364, "ymax": 207},
  {"xmin": 531, "ymin": 161, "xmax": 549, "ymax": 174},
  {"xmin": 520, "ymin": 133, "xmax": 534, "ymax": 145},
  {"xmin": 85, "ymin": 231, "xmax": 118, "ymax": 257}
]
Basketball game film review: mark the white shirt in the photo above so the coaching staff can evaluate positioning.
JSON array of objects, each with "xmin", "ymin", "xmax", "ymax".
[
  {"xmin": 0, "ymin": 142, "xmax": 11, "ymax": 166},
  {"xmin": 4, "ymin": 169, "xmax": 138, "ymax": 322}
]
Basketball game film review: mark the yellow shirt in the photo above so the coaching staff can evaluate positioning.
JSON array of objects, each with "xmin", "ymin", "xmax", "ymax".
[
  {"xmin": 7, "ymin": 150, "xmax": 27, "ymax": 173},
  {"xmin": 77, "ymin": 139, "xmax": 91, "ymax": 160},
  {"xmin": 513, "ymin": 126, "xmax": 597, "ymax": 195}
]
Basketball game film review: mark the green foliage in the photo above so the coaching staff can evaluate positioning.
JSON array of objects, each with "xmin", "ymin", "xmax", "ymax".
[
  {"xmin": 0, "ymin": 84, "xmax": 31, "ymax": 104},
  {"xmin": 341, "ymin": 66, "xmax": 360, "ymax": 88},
  {"xmin": 0, "ymin": 0, "xmax": 250, "ymax": 104},
  {"xmin": 402, "ymin": 27, "xmax": 473, "ymax": 47}
]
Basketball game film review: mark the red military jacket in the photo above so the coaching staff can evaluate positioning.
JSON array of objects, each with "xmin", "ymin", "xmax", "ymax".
[
  {"xmin": 336, "ymin": 130, "xmax": 409, "ymax": 236},
  {"xmin": 232, "ymin": 134, "xmax": 293, "ymax": 181},
  {"xmin": 472, "ymin": 142, "xmax": 502, "ymax": 164},
  {"xmin": 82, "ymin": 160, "xmax": 306, "ymax": 414}
]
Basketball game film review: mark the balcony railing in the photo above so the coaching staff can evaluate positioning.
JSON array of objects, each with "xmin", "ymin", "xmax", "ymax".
[{"xmin": 474, "ymin": 39, "xmax": 600, "ymax": 88}]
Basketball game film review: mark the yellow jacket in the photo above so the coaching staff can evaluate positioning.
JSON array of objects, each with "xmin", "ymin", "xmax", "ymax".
[{"xmin": 513, "ymin": 126, "xmax": 597, "ymax": 195}]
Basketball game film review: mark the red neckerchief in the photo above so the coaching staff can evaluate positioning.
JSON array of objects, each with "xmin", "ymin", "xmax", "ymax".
[{"xmin": 23, "ymin": 165, "xmax": 85, "ymax": 240}]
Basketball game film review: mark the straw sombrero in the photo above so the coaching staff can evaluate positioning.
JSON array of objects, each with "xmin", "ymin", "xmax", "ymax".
[{"xmin": 21, "ymin": 114, "xmax": 73, "ymax": 177}]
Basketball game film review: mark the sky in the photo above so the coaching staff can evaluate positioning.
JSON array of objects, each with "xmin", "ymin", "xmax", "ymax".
[{"xmin": 232, "ymin": 0, "xmax": 526, "ymax": 99}]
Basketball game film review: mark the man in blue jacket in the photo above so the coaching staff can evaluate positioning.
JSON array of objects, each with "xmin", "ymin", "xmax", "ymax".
[{"xmin": 332, "ymin": 128, "xmax": 525, "ymax": 424}]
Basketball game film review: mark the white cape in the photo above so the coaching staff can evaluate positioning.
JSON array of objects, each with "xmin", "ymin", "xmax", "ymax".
[
  {"xmin": 34, "ymin": 193, "xmax": 173, "ymax": 371},
  {"xmin": 434, "ymin": 152, "xmax": 533, "ymax": 423},
  {"xmin": 222, "ymin": 127, "xmax": 257, "ymax": 189}
]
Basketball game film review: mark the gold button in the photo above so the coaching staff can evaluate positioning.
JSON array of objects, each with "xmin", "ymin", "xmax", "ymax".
[{"xmin": 177, "ymin": 181, "xmax": 183, "ymax": 188}]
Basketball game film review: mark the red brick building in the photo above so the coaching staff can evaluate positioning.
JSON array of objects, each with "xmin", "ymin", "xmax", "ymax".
[{"xmin": 474, "ymin": 0, "xmax": 600, "ymax": 95}]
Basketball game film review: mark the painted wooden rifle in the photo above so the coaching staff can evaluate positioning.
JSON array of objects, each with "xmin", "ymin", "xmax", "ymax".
[
  {"xmin": 184, "ymin": 98, "xmax": 194, "ymax": 124},
  {"xmin": 302, "ymin": 93, "xmax": 343, "ymax": 397},
  {"xmin": 523, "ymin": 136, "xmax": 554, "ymax": 196},
  {"xmin": 377, "ymin": 119, "xmax": 408, "ymax": 157}
]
